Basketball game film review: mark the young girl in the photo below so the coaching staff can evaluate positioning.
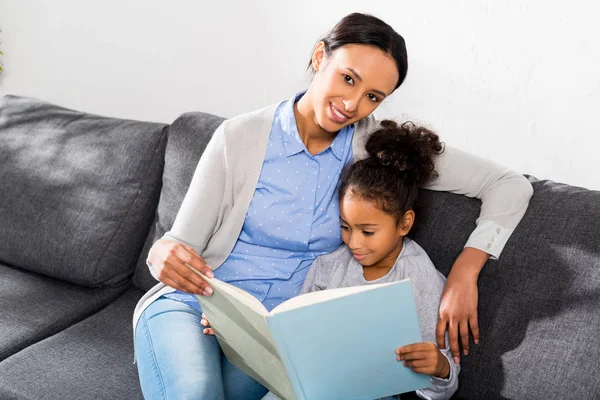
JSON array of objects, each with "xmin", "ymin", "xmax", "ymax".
[{"xmin": 203, "ymin": 120, "xmax": 458, "ymax": 400}]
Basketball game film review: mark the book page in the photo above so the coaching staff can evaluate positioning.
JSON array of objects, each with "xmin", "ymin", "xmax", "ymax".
[
  {"xmin": 194, "ymin": 271, "xmax": 269, "ymax": 316},
  {"xmin": 266, "ymin": 279, "xmax": 429, "ymax": 399},
  {"xmin": 271, "ymin": 279, "xmax": 404, "ymax": 315},
  {"xmin": 193, "ymin": 274, "xmax": 297, "ymax": 400}
]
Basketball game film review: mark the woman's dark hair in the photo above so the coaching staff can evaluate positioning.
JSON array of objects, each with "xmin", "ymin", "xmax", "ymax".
[
  {"xmin": 339, "ymin": 120, "xmax": 443, "ymax": 221},
  {"xmin": 309, "ymin": 13, "xmax": 408, "ymax": 90}
]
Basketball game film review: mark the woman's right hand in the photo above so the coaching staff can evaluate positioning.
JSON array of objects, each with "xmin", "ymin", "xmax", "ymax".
[{"xmin": 147, "ymin": 239, "xmax": 214, "ymax": 296}]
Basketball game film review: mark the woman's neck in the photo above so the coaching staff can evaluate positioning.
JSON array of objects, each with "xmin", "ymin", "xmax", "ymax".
[{"xmin": 294, "ymin": 90, "xmax": 338, "ymax": 155}]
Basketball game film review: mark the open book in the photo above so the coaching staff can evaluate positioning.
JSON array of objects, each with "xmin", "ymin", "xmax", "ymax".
[{"xmin": 195, "ymin": 274, "xmax": 430, "ymax": 400}]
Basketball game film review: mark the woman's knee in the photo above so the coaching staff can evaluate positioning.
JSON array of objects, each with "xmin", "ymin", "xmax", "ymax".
[{"xmin": 134, "ymin": 297, "xmax": 224, "ymax": 400}]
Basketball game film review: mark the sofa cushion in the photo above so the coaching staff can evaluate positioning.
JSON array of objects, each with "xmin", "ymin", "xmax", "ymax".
[
  {"xmin": 410, "ymin": 178, "xmax": 600, "ymax": 399},
  {"xmin": 0, "ymin": 288, "xmax": 144, "ymax": 400},
  {"xmin": 0, "ymin": 262, "xmax": 128, "ymax": 361},
  {"xmin": 133, "ymin": 112, "xmax": 225, "ymax": 291},
  {"xmin": 0, "ymin": 95, "xmax": 167, "ymax": 287}
]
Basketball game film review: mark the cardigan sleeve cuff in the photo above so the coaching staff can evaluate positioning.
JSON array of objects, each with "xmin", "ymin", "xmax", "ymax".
[{"xmin": 464, "ymin": 220, "xmax": 514, "ymax": 260}]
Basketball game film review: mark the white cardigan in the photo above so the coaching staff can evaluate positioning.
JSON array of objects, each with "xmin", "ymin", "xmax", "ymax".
[{"xmin": 132, "ymin": 103, "xmax": 533, "ymax": 331}]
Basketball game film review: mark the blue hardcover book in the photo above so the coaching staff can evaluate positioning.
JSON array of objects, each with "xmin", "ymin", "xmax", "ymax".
[{"xmin": 196, "ymin": 276, "xmax": 430, "ymax": 400}]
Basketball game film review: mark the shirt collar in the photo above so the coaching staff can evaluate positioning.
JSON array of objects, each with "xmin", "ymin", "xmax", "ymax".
[{"xmin": 280, "ymin": 90, "xmax": 352, "ymax": 160}]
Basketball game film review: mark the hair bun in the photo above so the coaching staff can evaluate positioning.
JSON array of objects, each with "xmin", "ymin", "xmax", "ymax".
[{"xmin": 365, "ymin": 120, "xmax": 444, "ymax": 185}]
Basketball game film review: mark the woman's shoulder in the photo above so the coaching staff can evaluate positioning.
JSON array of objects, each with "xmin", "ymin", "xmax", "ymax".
[
  {"xmin": 215, "ymin": 102, "xmax": 282, "ymax": 153},
  {"xmin": 222, "ymin": 102, "xmax": 281, "ymax": 131}
]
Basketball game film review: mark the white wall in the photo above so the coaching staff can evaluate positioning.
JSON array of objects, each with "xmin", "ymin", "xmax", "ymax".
[{"xmin": 1, "ymin": 0, "xmax": 598, "ymax": 190}]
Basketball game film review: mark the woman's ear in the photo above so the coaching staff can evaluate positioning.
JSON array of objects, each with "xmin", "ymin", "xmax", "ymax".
[
  {"xmin": 312, "ymin": 41, "xmax": 327, "ymax": 72},
  {"xmin": 397, "ymin": 210, "xmax": 415, "ymax": 236}
]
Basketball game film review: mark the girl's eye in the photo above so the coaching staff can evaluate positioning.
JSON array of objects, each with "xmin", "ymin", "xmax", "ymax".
[
  {"xmin": 340, "ymin": 225, "xmax": 349, "ymax": 231},
  {"xmin": 363, "ymin": 231, "xmax": 374, "ymax": 236},
  {"xmin": 343, "ymin": 74, "xmax": 354, "ymax": 85},
  {"xmin": 367, "ymin": 93, "xmax": 379, "ymax": 103}
]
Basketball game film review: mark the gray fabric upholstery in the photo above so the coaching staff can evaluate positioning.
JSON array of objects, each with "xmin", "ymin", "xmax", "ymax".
[
  {"xmin": 0, "ymin": 95, "xmax": 167, "ymax": 287},
  {"xmin": 410, "ymin": 178, "xmax": 600, "ymax": 400},
  {"xmin": 1, "ymin": 95, "xmax": 598, "ymax": 400},
  {"xmin": 133, "ymin": 112, "xmax": 225, "ymax": 291},
  {"xmin": 0, "ymin": 288, "xmax": 144, "ymax": 400},
  {"xmin": 0, "ymin": 262, "xmax": 128, "ymax": 361}
]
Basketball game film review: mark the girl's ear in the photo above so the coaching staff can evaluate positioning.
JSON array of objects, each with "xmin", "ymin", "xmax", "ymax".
[
  {"xmin": 312, "ymin": 41, "xmax": 327, "ymax": 72},
  {"xmin": 397, "ymin": 210, "xmax": 415, "ymax": 236}
]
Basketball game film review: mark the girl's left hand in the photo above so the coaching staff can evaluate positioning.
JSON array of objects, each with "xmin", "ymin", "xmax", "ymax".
[
  {"xmin": 396, "ymin": 342, "xmax": 450, "ymax": 379},
  {"xmin": 200, "ymin": 313, "xmax": 215, "ymax": 335}
]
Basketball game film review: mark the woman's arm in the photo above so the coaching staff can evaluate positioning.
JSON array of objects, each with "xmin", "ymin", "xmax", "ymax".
[
  {"xmin": 423, "ymin": 145, "xmax": 533, "ymax": 361},
  {"xmin": 147, "ymin": 123, "xmax": 228, "ymax": 295},
  {"xmin": 425, "ymin": 145, "xmax": 532, "ymax": 257}
]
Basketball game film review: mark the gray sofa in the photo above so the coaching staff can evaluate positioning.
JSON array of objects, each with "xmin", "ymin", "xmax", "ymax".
[{"xmin": 0, "ymin": 95, "xmax": 598, "ymax": 400}]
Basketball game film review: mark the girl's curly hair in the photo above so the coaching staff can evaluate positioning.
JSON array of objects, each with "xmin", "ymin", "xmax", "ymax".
[{"xmin": 339, "ymin": 120, "xmax": 444, "ymax": 220}]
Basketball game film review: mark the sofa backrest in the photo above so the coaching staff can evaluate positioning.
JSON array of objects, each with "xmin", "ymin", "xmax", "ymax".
[
  {"xmin": 410, "ymin": 178, "xmax": 600, "ymax": 399},
  {"xmin": 0, "ymin": 95, "xmax": 167, "ymax": 287},
  {"xmin": 133, "ymin": 112, "xmax": 224, "ymax": 291}
]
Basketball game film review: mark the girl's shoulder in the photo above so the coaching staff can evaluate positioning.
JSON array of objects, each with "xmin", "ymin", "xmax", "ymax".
[
  {"xmin": 314, "ymin": 245, "xmax": 353, "ymax": 266},
  {"xmin": 400, "ymin": 238, "xmax": 447, "ymax": 286}
]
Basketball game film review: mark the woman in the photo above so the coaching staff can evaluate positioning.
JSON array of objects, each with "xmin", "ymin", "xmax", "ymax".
[{"xmin": 133, "ymin": 12, "xmax": 533, "ymax": 400}]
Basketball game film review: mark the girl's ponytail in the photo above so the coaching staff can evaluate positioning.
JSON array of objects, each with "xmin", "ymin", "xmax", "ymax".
[
  {"xmin": 339, "ymin": 120, "xmax": 444, "ymax": 220},
  {"xmin": 365, "ymin": 120, "xmax": 443, "ymax": 186}
]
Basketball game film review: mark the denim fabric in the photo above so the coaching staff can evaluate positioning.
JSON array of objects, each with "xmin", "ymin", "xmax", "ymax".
[{"xmin": 135, "ymin": 296, "xmax": 268, "ymax": 400}]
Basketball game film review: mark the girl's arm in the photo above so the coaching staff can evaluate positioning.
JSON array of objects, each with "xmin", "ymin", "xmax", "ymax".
[
  {"xmin": 300, "ymin": 256, "xmax": 327, "ymax": 294},
  {"xmin": 402, "ymin": 249, "xmax": 460, "ymax": 400},
  {"xmin": 424, "ymin": 145, "xmax": 533, "ymax": 361}
]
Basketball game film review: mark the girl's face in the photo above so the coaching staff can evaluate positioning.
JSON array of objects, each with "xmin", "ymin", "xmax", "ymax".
[
  {"xmin": 339, "ymin": 190, "xmax": 413, "ymax": 271},
  {"xmin": 306, "ymin": 43, "xmax": 399, "ymax": 133}
]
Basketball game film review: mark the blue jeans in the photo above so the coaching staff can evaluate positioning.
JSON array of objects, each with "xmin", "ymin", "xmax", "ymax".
[{"xmin": 135, "ymin": 296, "xmax": 268, "ymax": 400}]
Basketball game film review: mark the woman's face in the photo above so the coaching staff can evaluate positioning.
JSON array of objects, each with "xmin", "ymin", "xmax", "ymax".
[{"xmin": 308, "ymin": 43, "xmax": 399, "ymax": 133}]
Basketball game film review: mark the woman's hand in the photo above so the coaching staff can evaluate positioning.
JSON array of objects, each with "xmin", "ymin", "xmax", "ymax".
[
  {"xmin": 147, "ymin": 239, "xmax": 214, "ymax": 296},
  {"xmin": 396, "ymin": 342, "xmax": 450, "ymax": 379},
  {"xmin": 201, "ymin": 314, "xmax": 215, "ymax": 335},
  {"xmin": 436, "ymin": 247, "xmax": 487, "ymax": 363}
]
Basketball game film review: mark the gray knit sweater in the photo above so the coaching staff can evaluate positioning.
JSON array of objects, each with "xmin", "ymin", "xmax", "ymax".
[{"xmin": 300, "ymin": 238, "xmax": 459, "ymax": 400}]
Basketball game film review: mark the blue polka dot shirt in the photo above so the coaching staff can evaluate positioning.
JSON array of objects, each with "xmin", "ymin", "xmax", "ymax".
[{"xmin": 165, "ymin": 91, "xmax": 354, "ymax": 312}]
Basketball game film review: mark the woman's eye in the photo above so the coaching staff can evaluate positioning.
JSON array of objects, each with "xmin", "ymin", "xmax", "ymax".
[
  {"xmin": 340, "ymin": 225, "xmax": 349, "ymax": 231},
  {"xmin": 363, "ymin": 231, "xmax": 374, "ymax": 236},
  {"xmin": 343, "ymin": 74, "xmax": 354, "ymax": 85},
  {"xmin": 367, "ymin": 94, "xmax": 379, "ymax": 103}
]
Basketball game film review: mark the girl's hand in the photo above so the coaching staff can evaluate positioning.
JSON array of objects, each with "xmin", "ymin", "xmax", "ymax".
[
  {"xmin": 396, "ymin": 342, "xmax": 450, "ymax": 379},
  {"xmin": 201, "ymin": 313, "xmax": 215, "ymax": 335},
  {"xmin": 147, "ymin": 239, "xmax": 214, "ymax": 296},
  {"xmin": 436, "ymin": 248, "xmax": 486, "ymax": 363}
]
